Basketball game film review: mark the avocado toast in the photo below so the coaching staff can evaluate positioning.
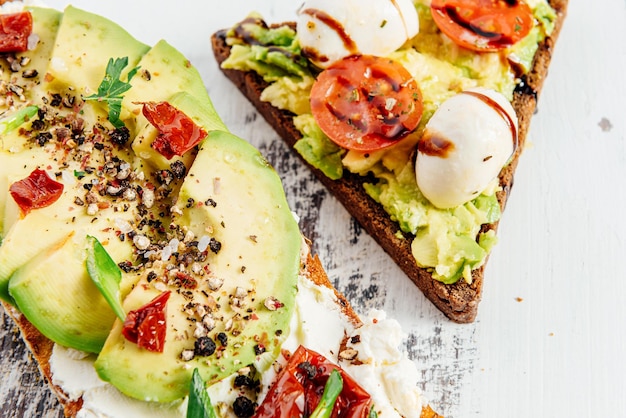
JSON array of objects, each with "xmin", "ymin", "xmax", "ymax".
[
  {"xmin": 0, "ymin": 3, "xmax": 439, "ymax": 417},
  {"xmin": 211, "ymin": 0, "xmax": 568, "ymax": 322}
]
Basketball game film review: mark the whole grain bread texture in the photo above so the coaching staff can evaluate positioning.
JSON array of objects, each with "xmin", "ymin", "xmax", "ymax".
[
  {"xmin": 2, "ymin": 251, "xmax": 441, "ymax": 417},
  {"xmin": 211, "ymin": 0, "xmax": 568, "ymax": 323}
]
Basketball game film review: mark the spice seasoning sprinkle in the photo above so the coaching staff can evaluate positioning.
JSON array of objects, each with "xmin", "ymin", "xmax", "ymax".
[{"xmin": 3, "ymin": 48, "xmax": 302, "ymax": 403}]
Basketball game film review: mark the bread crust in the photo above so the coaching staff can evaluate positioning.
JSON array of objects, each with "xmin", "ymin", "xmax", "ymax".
[
  {"xmin": 1, "ymin": 301, "xmax": 83, "ymax": 417},
  {"xmin": 210, "ymin": 0, "xmax": 568, "ymax": 323}
]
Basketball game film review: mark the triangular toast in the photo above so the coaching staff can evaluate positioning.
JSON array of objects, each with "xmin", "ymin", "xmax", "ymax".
[{"xmin": 211, "ymin": 0, "xmax": 568, "ymax": 322}]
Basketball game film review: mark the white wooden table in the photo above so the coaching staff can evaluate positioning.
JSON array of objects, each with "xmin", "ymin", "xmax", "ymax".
[{"xmin": 1, "ymin": 1, "xmax": 625, "ymax": 417}]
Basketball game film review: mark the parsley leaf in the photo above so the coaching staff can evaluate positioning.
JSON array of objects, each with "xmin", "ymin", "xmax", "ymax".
[{"xmin": 84, "ymin": 57, "xmax": 139, "ymax": 129}]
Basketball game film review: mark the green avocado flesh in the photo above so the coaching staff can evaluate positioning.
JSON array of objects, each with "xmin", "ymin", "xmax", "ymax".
[
  {"xmin": 45, "ymin": 5, "xmax": 150, "ymax": 96},
  {"xmin": 221, "ymin": 1, "xmax": 557, "ymax": 284},
  {"xmin": 95, "ymin": 130, "xmax": 301, "ymax": 402},
  {"xmin": 0, "ymin": 5, "xmax": 301, "ymax": 402}
]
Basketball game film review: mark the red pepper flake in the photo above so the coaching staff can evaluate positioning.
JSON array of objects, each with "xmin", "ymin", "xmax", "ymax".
[
  {"xmin": 122, "ymin": 291, "xmax": 171, "ymax": 353},
  {"xmin": 142, "ymin": 101, "xmax": 207, "ymax": 159},
  {"xmin": 9, "ymin": 168, "xmax": 64, "ymax": 217},
  {"xmin": 175, "ymin": 271, "xmax": 197, "ymax": 289}
]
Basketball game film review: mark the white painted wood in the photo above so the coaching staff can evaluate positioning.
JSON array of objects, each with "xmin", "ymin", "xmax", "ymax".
[{"xmin": 1, "ymin": 0, "xmax": 625, "ymax": 417}]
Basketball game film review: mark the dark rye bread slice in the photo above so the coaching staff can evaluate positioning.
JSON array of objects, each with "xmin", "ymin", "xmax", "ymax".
[
  {"xmin": 211, "ymin": 0, "xmax": 568, "ymax": 323},
  {"xmin": 2, "ymin": 251, "xmax": 441, "ymax": 417}
]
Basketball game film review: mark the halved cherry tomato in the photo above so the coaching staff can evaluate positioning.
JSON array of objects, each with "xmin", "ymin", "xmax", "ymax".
[
  {"xmin": 9, "ymin": 168, "xmax": 64, "ymax": 217},
  {"xmin": 122, "ymin": 291, "xmax": 171, "ymax": 353},
  {"xmin": 254, "ymin": 345, "xmax": 373, "ymax": 418},
  {"xmin": 142, "ymin": 102, "xmax": 207, "ymax": 159},
  {"xmin": 310, "ymin": 55, "xmax": 423, "ymax": 152},
  {"xmin": 430, "ymin": 0, "xmax": 534, "ymax": 52},
  {"xmin": 0, "ymin": 11, "xmax": 33, "ymax": 53}
]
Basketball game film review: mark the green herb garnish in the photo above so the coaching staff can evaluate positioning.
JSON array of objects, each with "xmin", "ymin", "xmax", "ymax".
[
  {"xmin": 0, "ymin": 105, "xmax": 38, "ymax": 135},
  {"xmin": 369, "ymin": 405, "xmax": 379, "ymax": 418},
  {"xmin": 85, "ymin": 235, "xmax": 126, "ymax": 321},
  {"xmin": 187, "ymin": 368, "xmax": 217, "ymax": 418},
  {"xmin": 84, "ymin": 57, "xmax": 139, "ymax": 129},
  {"xmin": 310, "ymin": 369, "xmax": 343, "ymax": 418}
]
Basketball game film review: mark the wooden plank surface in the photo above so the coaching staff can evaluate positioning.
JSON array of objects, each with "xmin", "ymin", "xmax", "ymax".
[
  {"xmin": 1, "ymin": 0, "xmax": 625, "ymax": 417},
  {"xmin": 0, "ymin": 308, "xmax": 64, "ymax": 418}
]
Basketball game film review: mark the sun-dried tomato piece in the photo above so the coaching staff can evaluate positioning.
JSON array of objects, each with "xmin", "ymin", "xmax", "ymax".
[
  {"xmin": 122, "ymin": 291, "xmax": 171, "ymax": 352},
  {"xmin": 142, "ymin": 101, "xmax": 207, "ymax": 159},
  {"xmin": 9, "ymin": 168, "xmax": 64, "ymax": 216},
  {"xmin": 0, "ymin": 11, "xmax": 33, "ymax": 53},
  {"xmin": 254, "ymin": 345, "xmax": 373, "ymax": 418}
]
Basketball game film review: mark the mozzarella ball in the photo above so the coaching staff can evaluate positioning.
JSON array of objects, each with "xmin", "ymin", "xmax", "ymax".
[
  {"xmin": 296, "ymin": 0, "xmax": 419, "ymax": 68},
  {"xmin": 415, "ymin": 88, "xmax": 518, "ymax": 209}
]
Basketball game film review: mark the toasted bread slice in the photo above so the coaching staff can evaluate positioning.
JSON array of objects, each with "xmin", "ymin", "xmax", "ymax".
[
  {"xmin": 210, "ymin": 0, "xmax": 568, "ymax": 323},
  {"xmin": 0, "ymin": 2, "xmax": 442, "ymax": 414},
  {"xmin": 2, "ymin": 250, "xmax": 441, "ymax": 417}
]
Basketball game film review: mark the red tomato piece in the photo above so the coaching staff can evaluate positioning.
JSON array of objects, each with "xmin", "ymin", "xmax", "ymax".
[
  {"xmin": 142, "ymin": 102, "xmax": 207, "ymax": 159},
  {"xmin": 430, "ymin": 0, "xmax": 534, "ymax": 51},
  {"xmin": 0, "ymin": 11, "xmax": 33, "ymax": 53},
  {"xmin": 254, "ymin": 345, "xmax": 373, "ymax": 418},
  {"xmin": 310, "ymin": 55, "xmax": 423, "ymax": 152},
  {"xmin": 9, "ymin": 168, "xmax": 64, "ymax": 217},
  {"xmin": 122, "ymin": 291, "xmax": 171, "ymax": 353}
]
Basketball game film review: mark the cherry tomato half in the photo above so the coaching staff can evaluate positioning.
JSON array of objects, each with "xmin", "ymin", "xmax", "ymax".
[
  {"xmin": 310, "ymin": 55, "xmax": 423, "ymax": 152},
  {"xmin": 254, "ymin": 345, "xmax": 373, "ymax": 418},
  {"xmin": 122, "ymin": 291, "xmax": 171, "ymax": 353},
  {"xmin": 430, "ymin": 0, "xmax": 534, "ymax": 52},
  {"xmin": 9, "ymin": 168, "xmax": 64, "ymax": 217},
  {"xmin": 0, "ymin": 11, "xmax": 33, "ymax": 53},
  {"xmin": 142, "ymin": 102, "xmax": 207, "ymax": 160}
]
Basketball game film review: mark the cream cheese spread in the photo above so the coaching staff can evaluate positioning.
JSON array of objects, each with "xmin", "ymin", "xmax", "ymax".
[{"xmin": 50, "ymin": 271, "xmax": 425, "ymax": 417}]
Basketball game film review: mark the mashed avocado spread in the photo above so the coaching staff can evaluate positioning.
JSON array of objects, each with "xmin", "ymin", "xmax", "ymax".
[{"xmin": 221, "ymin": 0, "xmax": 556, "ymax": 284}]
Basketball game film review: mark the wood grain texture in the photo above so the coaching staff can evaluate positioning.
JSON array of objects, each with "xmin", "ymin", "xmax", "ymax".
[
  {"xmin": 1, "ymin": 0, "xmax": 625, "ymax": 417},
  {"xmin": 0, "ymin": 308, "xmax": 63, "ymax": 418}
]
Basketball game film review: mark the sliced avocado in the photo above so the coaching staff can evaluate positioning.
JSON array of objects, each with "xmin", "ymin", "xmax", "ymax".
[
  {"xmin": 0, "ymin": 77, "xmax": 149, "ymax": 301},
  {"xmin": 132, "ymin": 91, "xmax": 226, "ymax": 171},
  {"xmin": 21, "ymin": 7, "xmax": 62, "ymax": 77},
  {"xmin": 8, "ymin": 232, "xmax": 136, "ymax": 353},
  {"xmin": 0, "ymin": 161, "xmax": 138, "ymax": 302},
  {"xmin": 95, "ymin": 130, "xmax": 302, "ymax": 402},
  {"xmin": 45, "ymin": 5, "xmax": 150, "ymax": 96},
  {"xmin": 0, "ymin": 182, "xmax": 78, "ymax": 301},
  {"xmin": 120, "ymin": 39, "xmax": 227, "ymax": 170},
  {"xmin": 0, "ymin": 144, "xmax": 51, "ymax": 240},
  {"xmin": 0, "ymin": 7, "xmax": 62, "ymax": 235},
  {"xmin": 121, "ymin": 39, "xmax": 225, "ymax": 131},
  {"xmin": 0, "ymin": 7, "xmax": 61, "ymax": 110}
]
